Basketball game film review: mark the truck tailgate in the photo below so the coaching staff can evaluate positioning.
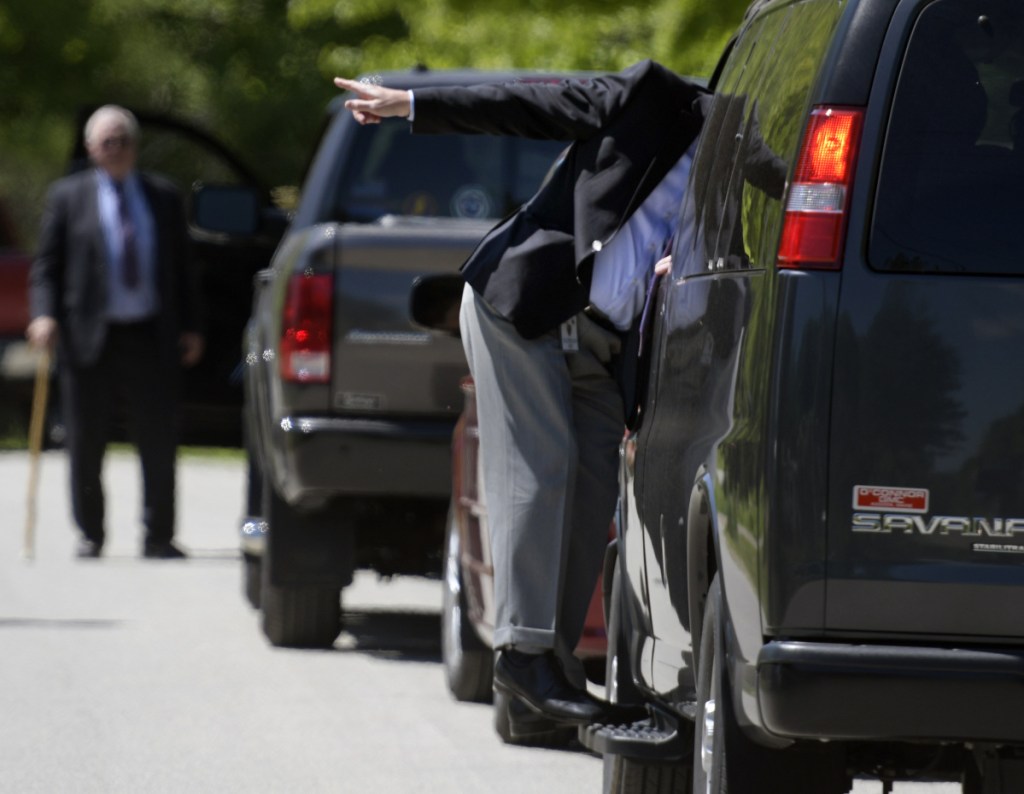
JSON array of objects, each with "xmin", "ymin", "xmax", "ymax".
[{"xmin": 331, "ymin": 219, "xmax": 487, "ymax": 417}]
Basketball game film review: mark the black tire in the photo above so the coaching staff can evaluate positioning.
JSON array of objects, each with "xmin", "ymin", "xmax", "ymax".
[
  {"xmin": 692, "ymin": 575, "xmax": 848, "ymax": 794},
  {"xmin": 261, "ymin": 581, "xmax": 342, "ymax": 648},
  {"xmin": 259, "ymin": 472, "xmax": 342, "ymax": 649},
  {"xmin": 693, "ymin": 575, "xmax": 726, "ymax": 794},
  {"xmin": 242, "ymin": 452, "xmax": 264, "ymax": 610},
  {"xmin": 243, "ymin": 552, "xmax": 262, "ymax": 609},
  {"xmin": 441, "ymin": 504, "xmax": 493, "ymax": 702},
  {"xmin": 604, "ymin": 562, "xmax": 693, "ymax": 794},
  {"xmin": 962, "ymin": 757, "xmax": 983, "ymax": 794},
  {"xmin": 240, "ymin": 456, "xmax": 264, "ymax": 610}
]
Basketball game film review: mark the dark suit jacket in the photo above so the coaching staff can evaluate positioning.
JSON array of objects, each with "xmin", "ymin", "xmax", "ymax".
[
  {"xmin": 29, "ymin": 169, "xmax": 201, "ymax": 367},
  {"xmin": 413, "ymin": 60, "xmax": 707, "ymax": 338}
]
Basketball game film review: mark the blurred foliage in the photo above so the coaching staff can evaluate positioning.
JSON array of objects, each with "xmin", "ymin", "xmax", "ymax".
[{"xmin": 0, "ymin": 0, "xmax": 750, "ymax": 249}]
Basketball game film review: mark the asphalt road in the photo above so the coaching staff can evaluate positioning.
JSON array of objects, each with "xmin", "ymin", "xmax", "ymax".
[{"xmin": 0, "ymin": 450, "xmax": 958, "ymax": 793}]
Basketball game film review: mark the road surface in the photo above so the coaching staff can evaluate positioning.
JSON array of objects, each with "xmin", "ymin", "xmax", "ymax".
[{"xmin": 0, "ymin": 449, "xmax": 958, "ymax": 792}]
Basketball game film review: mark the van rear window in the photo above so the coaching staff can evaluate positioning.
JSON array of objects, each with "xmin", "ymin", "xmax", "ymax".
[{"xmin": 870, "ymin": 0, "xmax": 1024, "ymax": 275}]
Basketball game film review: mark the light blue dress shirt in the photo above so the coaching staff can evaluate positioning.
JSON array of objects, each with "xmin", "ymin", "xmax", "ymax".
[{"xmin": 589, "ymin": 142, "xmax": 696, "ymax": 330}]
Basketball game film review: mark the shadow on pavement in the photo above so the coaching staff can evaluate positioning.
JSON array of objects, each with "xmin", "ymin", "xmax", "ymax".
[
  {"xmin": 337, "ymin": 608, "xmax": 441, "ymax": 663},
  {"xmin": 0, "ymin": 617, "xmax": 123, "ymax": 630}
]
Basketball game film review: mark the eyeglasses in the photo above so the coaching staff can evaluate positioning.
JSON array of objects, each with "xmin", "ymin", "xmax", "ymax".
[{"xmin": 99, "ymin": 134, "xmax": 133, "ymax": 151}]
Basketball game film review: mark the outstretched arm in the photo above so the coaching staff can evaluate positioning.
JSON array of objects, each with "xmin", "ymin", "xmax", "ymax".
[
  {"xmin": 333, "ymin": 77, "xmax": 411, "ymax": 125},
  {"xmin": 335, "ymin": 61, "xmax": 703, "ymax": 142}
]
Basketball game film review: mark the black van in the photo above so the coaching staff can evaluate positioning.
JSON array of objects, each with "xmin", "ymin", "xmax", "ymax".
[{"xmin": 586, "ymin": 0, "xmax": 1024, "ymax": 792}]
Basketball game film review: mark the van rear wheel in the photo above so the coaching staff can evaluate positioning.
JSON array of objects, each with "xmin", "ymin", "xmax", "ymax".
[
  {"xmin": 693, "ymin": 575, "xmax": 848, "ymax": 794},
  {"xmin": 603, "ymin": 562, "xmax": 692, "ymax": 794}
]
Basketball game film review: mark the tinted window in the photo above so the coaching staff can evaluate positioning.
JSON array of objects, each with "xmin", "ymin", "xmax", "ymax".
[
  {"xmin": 871, "ymin": 0, "xmax": 1024, "ymax": 274},
  {"xmin": 741, "ymin": 0, "xmax": 844, "ymax": 267},
  {"xmin": 680, "ymin": 10, "xmax": 786, "ymax": 277},
  {"xmin": 333, "ymin": 119, "xmax": 564, "ymax": 222},
  {"xmin": 676, "ymin": 0, "xmax": 842, "ymax": 278}
]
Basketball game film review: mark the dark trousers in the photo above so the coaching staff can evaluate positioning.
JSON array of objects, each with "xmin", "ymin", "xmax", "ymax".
[{"xmin": 60, "ymin": 321, "xmax": 179, "ymax": 547}]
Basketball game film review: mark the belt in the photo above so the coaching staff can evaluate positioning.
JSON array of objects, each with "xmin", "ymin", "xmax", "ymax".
[{"xmin": 583, "ymin": 305, "xmax": 622, "ymax": 335}]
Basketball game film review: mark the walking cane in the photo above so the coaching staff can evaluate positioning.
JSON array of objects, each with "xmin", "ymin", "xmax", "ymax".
[{"xmin": 24, "ymin": 348, "xmax": 51, "ymax": 560}]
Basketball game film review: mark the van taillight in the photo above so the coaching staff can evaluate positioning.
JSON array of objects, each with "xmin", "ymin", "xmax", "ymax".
[
  {"xmin": 280, "ymin": 273, "xmax": 332, "ymax": 383},
  {"xmin": 778, "ymin": 106, "xmax": 863, "ymax": 269}
]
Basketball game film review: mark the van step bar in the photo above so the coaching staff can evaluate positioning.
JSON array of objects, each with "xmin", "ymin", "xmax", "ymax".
[{"xmin": 578, "ymin": 705, "xmax": 691, "ymax": 761}]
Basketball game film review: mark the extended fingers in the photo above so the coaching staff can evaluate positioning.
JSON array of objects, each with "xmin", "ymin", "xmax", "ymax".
[
  {"xmin": 334, "ymin": 78, "xmax": 409, "ymax": 126},
  {"xmin": 333, "ymin": 77, "xmax": 370, "ymax": 96}
]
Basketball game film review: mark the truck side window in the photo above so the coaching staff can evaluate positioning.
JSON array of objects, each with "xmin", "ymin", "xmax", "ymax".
[
  {"xmin": 678, "ymin": 0, "xmax": 845, "ymax": 280},
  {"xmin": 741, "ymin": 0, "xmax": 845, "ymax": 270},
  {"xmin": 676, "ymin": 8, "xmax": 787, "ymax": 279}
]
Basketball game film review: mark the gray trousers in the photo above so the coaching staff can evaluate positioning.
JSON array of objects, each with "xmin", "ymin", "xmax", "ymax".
[{"xmin": 459, "ymin": 285, "xmax": 624, "ymax": 658}]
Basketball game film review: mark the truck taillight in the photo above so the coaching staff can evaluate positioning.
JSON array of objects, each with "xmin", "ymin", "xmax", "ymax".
[
  {"xmin": 778, "ymin": 106, "xmax": 863, "ymax": 270},
  {"xmin": 280, "ymin": 272, "xmax": 332, "ymax": 383}
]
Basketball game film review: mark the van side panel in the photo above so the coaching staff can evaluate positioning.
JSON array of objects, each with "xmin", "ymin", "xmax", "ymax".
[{"xmin": 761, "ymin": 270, "xmax": 840, "ymax": 634}]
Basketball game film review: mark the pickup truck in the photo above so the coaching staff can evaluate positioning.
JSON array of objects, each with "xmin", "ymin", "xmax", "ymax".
[{"xmin": 218, "ymin": 69, "xmax": 570, "ymax": 649}]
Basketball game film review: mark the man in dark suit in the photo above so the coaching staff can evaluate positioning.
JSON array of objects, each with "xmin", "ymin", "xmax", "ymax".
[
  {"xmin": 337, "ymin": 62, "xmax": 705, "ymax": 730},
  {"xmin": 26, "ymin": 105, "xmax": 204, "ymax": 560}
]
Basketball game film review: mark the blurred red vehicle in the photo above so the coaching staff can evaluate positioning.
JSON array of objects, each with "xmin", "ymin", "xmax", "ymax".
[{"xmin": 441, "ymin": 376, "xmax": 609, "ymax": 745}]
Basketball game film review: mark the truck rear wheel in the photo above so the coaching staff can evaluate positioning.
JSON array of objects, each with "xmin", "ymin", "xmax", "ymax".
[
  {"xmin": 261, "ymin": 580, "xmax": 342, "ymax": 648},
  {"xmin": 243, "ymin": 552, "xmax": 262, "ymax": 609},
  {"xmin": 693, "ymin": 575, "xmax": 848, "ymax": 794},
  {"xmin": 241, "ymin": 451, "xmax": 264, "ymax": 609},
  {"xmin": 441, "ymin": 504, "xmax": 494, "ymax": 702},
  {"xmin": 259, "ymin": 473, "xmax": 343, "ymax": 649}
]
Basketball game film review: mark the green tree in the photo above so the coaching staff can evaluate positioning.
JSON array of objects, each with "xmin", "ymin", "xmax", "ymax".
[{"xmin": 0, "ymin": 0, "xmax": 749, "ymax": 247}]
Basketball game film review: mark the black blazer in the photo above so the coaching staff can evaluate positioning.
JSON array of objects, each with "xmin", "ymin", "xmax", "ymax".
[
  {"xmin": 413, "ymin": 60, "xmax": 707, "ymax": 338},
  {"xmin": 29, "ymin": 169, "xmax": 201, "ymax": 367}
]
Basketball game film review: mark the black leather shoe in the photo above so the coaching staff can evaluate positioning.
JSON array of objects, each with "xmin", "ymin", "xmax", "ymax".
[
  {"xmin": 503, "ymin": 696, "xmax": 577, "ymax": 745},
  {"xmin": 75, "ymin": 539, "xmax": 103, "ymax": 559},
  {"xmin": 142, "ymin": 541, "xmax": 187, "ymax": 559},
  {"xmin": 494, "ymin": 649, "xmax": 607, "ymax": 725}
]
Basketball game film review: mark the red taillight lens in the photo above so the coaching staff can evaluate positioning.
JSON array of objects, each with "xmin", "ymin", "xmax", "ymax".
[
  {"xmin": 280, "ymin": 273, "xmax": 332, "ymax": 383},
  {"xmin": 778, "ymin": 107, "xmax": 863, "ymax": 269}
]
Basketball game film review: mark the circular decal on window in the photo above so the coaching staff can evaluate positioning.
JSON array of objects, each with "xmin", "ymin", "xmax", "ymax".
[{"xmin": 450, "ymin": 185, "xmax": 492, "ymax": 219}]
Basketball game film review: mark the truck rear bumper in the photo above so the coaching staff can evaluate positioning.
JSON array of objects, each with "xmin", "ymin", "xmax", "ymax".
[
  {"xmin": 273, "ymin": 415, "xmax": 455, "ymax": 506},
  {"xmin": 758, "ymin": 640, "xmax": 1024, "ymax": 744}
]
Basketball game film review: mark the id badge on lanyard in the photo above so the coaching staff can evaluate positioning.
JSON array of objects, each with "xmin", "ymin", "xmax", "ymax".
[{"xmin": 560, "ymin": 316, "xmax": 579, "ymax": 352}]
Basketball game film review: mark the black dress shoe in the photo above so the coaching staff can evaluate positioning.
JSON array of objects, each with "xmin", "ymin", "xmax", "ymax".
[
  {"xmin": 142, "ymin": 541, "xmax": 187, "ymax": 559},
  {"xmin": 506, "ymin": 693, "xmax": 577, "ymax": 743},
  {"xmin": 75, "ymin": 539, "xmax": 103, "ymax": 559},
  {"xmin": 494, "ymin": 649, "xmax": 607, "ymax": 725}
]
